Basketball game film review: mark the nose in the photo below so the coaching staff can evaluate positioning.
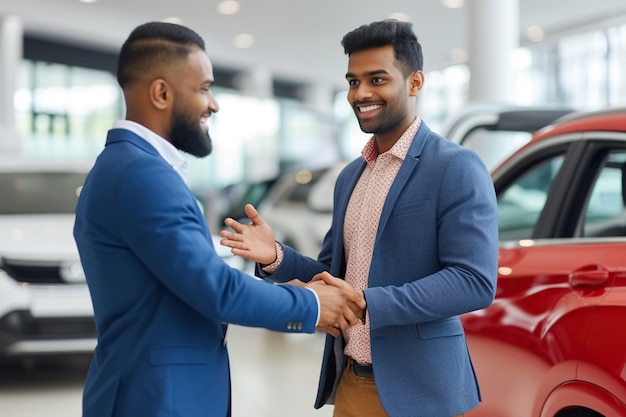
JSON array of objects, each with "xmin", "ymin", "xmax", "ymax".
[
  {"xmin": 208, "ymin": 92, "xmax": 219, "ymax": 113},
  {"xmin": 351, "ymin": 84, "xmax": 373, "ymax": 102}
]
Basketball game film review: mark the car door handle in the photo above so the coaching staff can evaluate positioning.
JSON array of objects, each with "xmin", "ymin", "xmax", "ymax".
[{"xmin": 568, "ymin": 266, "xmax": 609, "ymax": 289}]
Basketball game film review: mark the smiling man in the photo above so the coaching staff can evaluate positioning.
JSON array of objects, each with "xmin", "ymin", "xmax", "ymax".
[
  {"xmin": 73, "ymin": 21, "xmax": 364, "ymax": 417},
  {"xmin": 219, "ymin": 19, "xmax": 499, "ymax": 417}
]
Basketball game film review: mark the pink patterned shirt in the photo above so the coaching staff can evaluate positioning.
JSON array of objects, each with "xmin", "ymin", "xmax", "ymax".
[{"xmin": 343, "ymin": 117, "xmax": 421, "ymax": 365}]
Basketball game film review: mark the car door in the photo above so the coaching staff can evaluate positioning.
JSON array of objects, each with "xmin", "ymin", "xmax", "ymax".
[{"xmin": 463, "ymin": 134, "xmax": 626, "ymax": 417}]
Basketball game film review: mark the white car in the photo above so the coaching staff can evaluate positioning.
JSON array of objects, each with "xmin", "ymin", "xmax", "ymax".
[{"xmin": 0, "ymin": 158, "xmax": 242, "ymax": 358}]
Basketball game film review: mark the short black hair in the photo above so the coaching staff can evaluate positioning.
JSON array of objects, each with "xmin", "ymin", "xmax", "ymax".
[
  {"xmin": 116, "ymin": 21, "xmax": 206, "ymax": 88},
  {"xmin": 341, "ymin": 19, "xmax": 423, "ymax": 76}
]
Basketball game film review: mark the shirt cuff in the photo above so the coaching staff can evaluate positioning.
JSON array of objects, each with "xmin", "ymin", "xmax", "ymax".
[
  {"xmin": 260, "ymin": 241, "xmax": 284, "ymax": 274},
  {"xmin": 303, "ymin": 287, "xmax": 321, "ymax": 327}
]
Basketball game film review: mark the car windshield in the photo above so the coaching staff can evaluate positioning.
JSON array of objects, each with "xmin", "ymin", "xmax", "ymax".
[
  {"xmin": 462, "ymin": 129, "xmax": 533, "ymax": 171},
  {"xmin": 0, "ymin": 171, "xmax": 86, "ymax": 214}
]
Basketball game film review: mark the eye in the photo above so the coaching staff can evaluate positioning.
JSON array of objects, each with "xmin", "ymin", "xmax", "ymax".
[
  {"xmin": 347, "ymin": 79, "xmax": 359, "ymax": 88},
  {"xmin": 371, "ymin": 77, "xmax": 385, "ymax": 84}
]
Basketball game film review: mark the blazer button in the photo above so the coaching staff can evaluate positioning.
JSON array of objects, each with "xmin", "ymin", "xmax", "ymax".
[{"xmin": 297, "ymin": 322, "xmax": 302, "ymax": 330}]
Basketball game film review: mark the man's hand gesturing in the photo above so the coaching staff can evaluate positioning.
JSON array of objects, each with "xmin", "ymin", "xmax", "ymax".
[{"xmin": 220, "ymin": 204, "xmax": 277, "ymax": 265}]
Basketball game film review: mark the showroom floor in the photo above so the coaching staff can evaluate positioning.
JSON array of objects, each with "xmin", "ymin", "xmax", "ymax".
[{"xmin": 0, "ymin": 325, "xmax": 334, "ymax": 417}]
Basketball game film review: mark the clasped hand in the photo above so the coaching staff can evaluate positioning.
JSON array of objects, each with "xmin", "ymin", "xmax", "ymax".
[{"xmin": 286, "ymin": 272, "xmax": 365, "ymax": 337}]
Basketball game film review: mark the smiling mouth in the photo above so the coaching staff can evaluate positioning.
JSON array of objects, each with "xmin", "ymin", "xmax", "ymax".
[{"xmin": 358, "ymin": 104, "xmax": 382, "ymax": 113}]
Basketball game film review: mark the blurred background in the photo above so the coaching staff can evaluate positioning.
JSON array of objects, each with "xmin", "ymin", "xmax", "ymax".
[{"xmin": 0, "ymin": 0, "xmax": 626, "ymax": 416}]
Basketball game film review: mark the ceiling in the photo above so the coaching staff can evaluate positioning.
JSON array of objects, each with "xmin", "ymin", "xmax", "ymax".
[{"xmin": 2, "ymin": 0, "xmax": 626, "ymax": 92}]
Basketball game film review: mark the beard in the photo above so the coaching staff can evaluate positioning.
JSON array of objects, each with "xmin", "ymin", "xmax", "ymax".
[
  {"xmin": 169, "ymin": 107, "xmax": 213, "ymax": 158},
  {"xmin": 356, "ymin": 108, "xmax": 405, "ymax": 135}
]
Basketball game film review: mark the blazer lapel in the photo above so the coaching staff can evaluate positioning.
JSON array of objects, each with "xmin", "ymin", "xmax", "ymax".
[{"xmin": 375, "ymin": 122, "xmax": 430, "ymax": 241}]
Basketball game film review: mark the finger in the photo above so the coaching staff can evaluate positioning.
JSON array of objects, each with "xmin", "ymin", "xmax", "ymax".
[
  {"xmin": 223, "ymin": 217, "xmax": 242, "ymax": 231},
  {"xmin": 311, "ymin": 274, "xmax": 322, "ymax": 282},
  {"xmin": 318, "ymin": 273, "xmax": 354, "ymax": 292},
  {"xmin": 230, "ymin": 248, "xmax": 252, "ymax": 259},
  {"xmin": 347, "ymin": 301, "xmax": 365, "ymax": 321},
  {"xmin": 335, "ymin": 314, "xmax": 351, "ymax": 330},
  {"xmin": 343, "ymin": 288, "xmax": 366, "ymax": 309},
  {"xmin": 317, "ymin": 324, "xmax": 339, "ymax": 337},
  {"xmin": 283, "ymin": 279, "xmax": 306, "ymax": 287},
  {"xmin": 317, "ymin": 271, "xmax": 334, "ymax": 284},
  {"xmin": 219, "ymin": 237, "xmax": 245, "ymax": 250},
  {"xmin": 219, "ymin": 229, "xmax": 239, "ymax": 241}
]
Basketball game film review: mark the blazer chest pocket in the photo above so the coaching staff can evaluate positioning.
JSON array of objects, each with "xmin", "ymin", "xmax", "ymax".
[
  {"xmin": 416, "ymin": 318, "xmax": 464, "ymax": 339},
  {"xmin": 393, "ymin": 199, "xmax": 432, "ymax": 217}
]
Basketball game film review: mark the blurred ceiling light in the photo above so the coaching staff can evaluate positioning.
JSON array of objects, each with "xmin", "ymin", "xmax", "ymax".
[
  {"xmin": 218, "ymin": 0, "xmax": 240, "ymax": 15},
  {"xmin": 442, "ymin": 0, "xmax": 464, "ymax": 8},
  {"xmin": 295, "ymin": 170, "xmax": 313, "ymax": 185},
  {"xmin": 526, "ymin": 25, "xmax": 545, "ymax": 42},
  {"xmin": 79, "ymin": 0, "xmax": 98, "ymax": 3},
  {"xmin": 450, "ymin": 48, "xmax": 468, "ymax": 64},
  {"xmin": 233, "ymin": 33, "xmax": 254, "ymax": 49},
  {"xmin": 162, "ymin": 17, "xmax": 184, "ymax": 25},
  {"xmin": 389, "ymin": 12, "xmax": 410, "ymax": 22}
]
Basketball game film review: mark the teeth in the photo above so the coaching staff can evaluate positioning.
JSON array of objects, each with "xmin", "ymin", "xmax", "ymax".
[{"xmin": 359, "ymin": 104, "xmax": 381, "ymax": 113}]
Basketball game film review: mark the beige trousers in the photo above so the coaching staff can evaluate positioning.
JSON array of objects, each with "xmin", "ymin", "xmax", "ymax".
[{"xmin": 333, "ymin": 360, "xmax": 464, "ymax": 417}]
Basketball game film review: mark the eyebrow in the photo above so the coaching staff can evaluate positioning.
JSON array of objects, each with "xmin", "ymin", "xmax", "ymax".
[{"xmin": 345, "ymin": 69, "xmax": 390, "ymax": 79}]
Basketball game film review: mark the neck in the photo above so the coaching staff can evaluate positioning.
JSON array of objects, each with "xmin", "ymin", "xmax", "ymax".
[{"xmin": 374, "ymin": 116, "xmax": 416, "ymax": 154}]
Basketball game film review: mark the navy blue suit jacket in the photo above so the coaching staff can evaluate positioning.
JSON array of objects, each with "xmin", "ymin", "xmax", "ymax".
[
  {"xmin": 74, "ymin": 128, "xmax": 319, "ymax": 417},
  {"xmin": 261, "ymin": 122, "xmax": 498, "ymax": 417}
]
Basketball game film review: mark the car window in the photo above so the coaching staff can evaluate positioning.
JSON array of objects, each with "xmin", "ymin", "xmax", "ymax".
[
  {"xmin": 463, "ymin": 129, "xmax": 533, "ymax": 172},
  {"xmin": 497, "ymin": 155, "xmax": 565, "ymax": 241},
  {"xmin": 582, "ymin": 150, "xmax": 626, "ymax": 237},
  {"xmin": 0, "ymin": 171, "xmax": 86, "ymax": 214}
]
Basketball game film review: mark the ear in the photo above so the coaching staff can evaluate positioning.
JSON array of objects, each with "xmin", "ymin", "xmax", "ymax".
[
  {"xmin": 408, "ymin": 70, "xmax": 424, "ymax": 97},
  {"xmin": 149, "ymin": 78, "xmax": 172, "ymax": 111}
]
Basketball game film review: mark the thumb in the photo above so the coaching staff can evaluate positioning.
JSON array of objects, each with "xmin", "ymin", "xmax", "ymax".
[{"xmin": 244, "ymin": 204, "xmax": 265, "ymax": 226}]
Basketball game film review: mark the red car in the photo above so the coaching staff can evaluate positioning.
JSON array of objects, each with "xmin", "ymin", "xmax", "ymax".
[{"xmin": 462, "ymin": 107, "xmax": 626, "ymax": 417}]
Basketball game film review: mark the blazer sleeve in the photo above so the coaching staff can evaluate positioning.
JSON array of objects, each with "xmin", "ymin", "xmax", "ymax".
[{"xmin": 114, "ymin": 155, "xmax": 319, "ymax": 333}]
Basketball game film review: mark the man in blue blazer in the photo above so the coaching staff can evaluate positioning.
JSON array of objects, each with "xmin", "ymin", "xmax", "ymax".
[
  {"xmin": 73, "ymin": 22, "xmax": 364, "ymax": 417},
  {"xmin": 220, "ymin": 20, "xmax": 498, "ymax": 417}
]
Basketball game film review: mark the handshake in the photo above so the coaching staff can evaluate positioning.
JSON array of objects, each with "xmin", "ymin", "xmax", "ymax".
[
  {"xmin": 219, "ymin": 203, "xmax": 365, "ymax": 337},
  {"xmin": 285, "ymin": 271, "xmax": 366, "ymax": 337}
]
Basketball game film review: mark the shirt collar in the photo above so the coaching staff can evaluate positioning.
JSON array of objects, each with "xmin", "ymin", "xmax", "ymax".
[
  {"xmin": 113, "ymin": 120, "xmax": 189, "ymax": 184},
  {"xmin": 361, "ymin": 117, "xmax": 422, "ymax": 164}
]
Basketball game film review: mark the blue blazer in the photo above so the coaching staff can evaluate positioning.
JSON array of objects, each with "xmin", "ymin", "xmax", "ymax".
[
  {"xmin": 74, "ymin": 129, "xmax": 319, "ymax": 417},
  {"xmin": 262, "ymin": 122, "xmax": 498, "ymax": 417}
]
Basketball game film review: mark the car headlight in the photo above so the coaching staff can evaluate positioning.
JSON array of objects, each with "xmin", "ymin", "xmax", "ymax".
[{"xmin": 59, "ymin": 261, "xmax": 86, "ymax": 283}]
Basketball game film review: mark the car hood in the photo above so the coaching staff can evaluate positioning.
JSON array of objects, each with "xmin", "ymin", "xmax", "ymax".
[
  {"xmin": 0, "ymin": 214, "xmax": 78, "ymax": 261},
  {"xmin": 0, "ymin": 214, "xmax": 233, "ymax": 261}
]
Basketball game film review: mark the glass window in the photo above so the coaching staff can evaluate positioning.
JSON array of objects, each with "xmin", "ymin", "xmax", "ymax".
[
  {"xmin": 15, "ymin": 60, "xmax": 121, "ymax": 159},
  {"xmin": 582, "ymin": 151, "xmax": 626, "ymax": 237},
  {"xmin": 497, "ymin": 155, "xmax": 565, "ymax": 241}
]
